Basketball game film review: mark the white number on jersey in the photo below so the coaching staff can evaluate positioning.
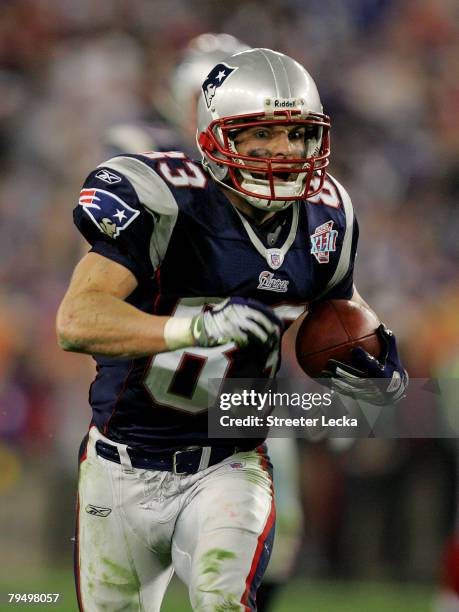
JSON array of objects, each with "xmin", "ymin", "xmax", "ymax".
[
  {"xmin": 141, "ymin": 151, "xmax": 207, "ymax": 189},
  {"xmin": 143, "ymin": 300, "xmax": 306, "ymax": 414},
  {"xmin": 308, "ymin": 176, "xmax": 341, "ymax": 208}
]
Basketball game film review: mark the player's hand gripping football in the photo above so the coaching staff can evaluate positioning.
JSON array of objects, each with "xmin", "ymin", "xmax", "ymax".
[
  {"xmin": 323, "ymin": 324, "xmax": 408, "ymax": 405},
  {"xmin": 191, "ymin": 297, "xmax": 284, "ymax": 349}
]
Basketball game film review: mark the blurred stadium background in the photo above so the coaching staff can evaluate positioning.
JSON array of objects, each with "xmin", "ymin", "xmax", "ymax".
[{"xmin": 1, "ymin": 0, "xmax": 459, "ymax": 610}]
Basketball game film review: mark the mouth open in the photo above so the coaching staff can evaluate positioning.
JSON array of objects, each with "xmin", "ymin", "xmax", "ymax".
[
  {"xmin": 272, "ymin": 170, "xmax": 292, "ymax": 182},
  {"xmin": 249, "ymin": 170, "xmax": 294, "ymax": 182}
]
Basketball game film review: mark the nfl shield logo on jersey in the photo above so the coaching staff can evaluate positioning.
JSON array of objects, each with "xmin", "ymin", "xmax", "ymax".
[
  {"xmin": 202, "ymin": 63, "xmax": 238, "ymax": 109},
  {"xmin": 266, "ymin": 249, "xmax": 284, "ymax": 270},
  {"xmin": 310, "ymin": 220, "xmax": 338, "ymax": 263},
  {"xmin": 79, "ymin": 189, "xmax": 140, "ymax": 238}
]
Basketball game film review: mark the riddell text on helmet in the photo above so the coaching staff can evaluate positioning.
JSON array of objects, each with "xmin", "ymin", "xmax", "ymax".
[{"xmin": 265, "ymin": 98, "xmax": 302, "ymax": 109}]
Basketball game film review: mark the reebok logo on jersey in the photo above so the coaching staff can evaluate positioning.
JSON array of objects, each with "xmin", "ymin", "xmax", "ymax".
[
  {"xmin": 95, "ymin": 169, "xmax": 122, "ymax": 184},
  {"xmin": 85, "ymin": 504, "xmax": 112, "ymax": 517},
  {"xmin": 310, "ymin": 220, "xmax": 338, "ymax": 264},
  {"xmin": 202, "ymin": 63, "xmax": 238, "ymax": 109},
  {"xmin": 78, "ymin": 188, "xmax": 140, "ymax": 239},
  {"xmin": 257, "ymin": 271, "xmax": 289, "ymax": 293}
]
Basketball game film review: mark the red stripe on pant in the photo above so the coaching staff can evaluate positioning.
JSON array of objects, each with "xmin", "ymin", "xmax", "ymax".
[
  {"xmin": 240, "ymin": 448, "xmax": 276, "ymax": 611},
  {"xmin": 74, "ymin": 495, "xmax": 85, "ymax": 612}
]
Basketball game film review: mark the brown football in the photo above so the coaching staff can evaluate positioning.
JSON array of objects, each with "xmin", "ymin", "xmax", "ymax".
[{"xmin": 295, "ymin": 299, "xmax": 382, "ymax": 378}]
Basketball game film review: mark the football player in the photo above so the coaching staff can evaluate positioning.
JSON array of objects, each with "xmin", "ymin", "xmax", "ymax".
[
  {"xmin": 57, "ymin": 48, "xmax": 408, "ymax": 611},
  {"xmin": 106, "ymin": 32, "xmax": 302, "ymax": 612}
]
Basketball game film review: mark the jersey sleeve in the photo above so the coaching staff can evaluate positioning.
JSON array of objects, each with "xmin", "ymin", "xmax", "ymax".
[
  {"xmin": 319, "ymin": 215, "xmax": 359, "ymax": 300},
  {"xmin": 73, "ymin": 156, "xmax": 179, "ymax": 282},
  {"xmin": 311, "ymin": 175, "xmax": 359, "ymax": 302}
]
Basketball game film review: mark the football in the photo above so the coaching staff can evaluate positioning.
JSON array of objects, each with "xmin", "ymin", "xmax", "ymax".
[{"xmin": 295, "ymin": 299, "xmax": 382, "ymax": 378}]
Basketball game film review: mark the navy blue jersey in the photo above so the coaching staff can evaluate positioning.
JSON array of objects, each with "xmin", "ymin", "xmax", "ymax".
[{"xmin": 74, "ymin": 152, "xmax": 358, "ymax": 451}]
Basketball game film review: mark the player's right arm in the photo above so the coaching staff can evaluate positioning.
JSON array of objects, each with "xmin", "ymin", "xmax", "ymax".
[
  {"xmin": 56, "ymin": 252, "xmax": 283, "ymax": 358},
  {"xmin": 56, "ymin": 252, "xmax": 171, "ymax": 357},
  {"xmin": 57, "ymin": 155, "xmax": 283, "ymax": 358}
]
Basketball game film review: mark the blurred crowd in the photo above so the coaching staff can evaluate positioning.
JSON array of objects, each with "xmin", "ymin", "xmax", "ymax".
[{"xmin": 1, "ymin": 0, "xmax": 459, "ymax": 584}]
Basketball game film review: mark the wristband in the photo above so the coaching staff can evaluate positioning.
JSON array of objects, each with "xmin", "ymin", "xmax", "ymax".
[{"xmin": 163, "ymin": 317, "xmax": 195, "ymax": 351}]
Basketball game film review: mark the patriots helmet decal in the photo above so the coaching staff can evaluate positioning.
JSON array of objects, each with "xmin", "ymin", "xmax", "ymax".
[
  {"xmin": 78, "ymin": 189, "xmax": 140, "ymax": 238},
  {"xmin": 202, "ymin": 63, "xmax": 238, "ymax": 109}
]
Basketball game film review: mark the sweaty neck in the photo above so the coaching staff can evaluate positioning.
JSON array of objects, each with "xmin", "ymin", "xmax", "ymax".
[{"xmin": 222, "ymin": 187, "xmax": 277, "ymax": 226}]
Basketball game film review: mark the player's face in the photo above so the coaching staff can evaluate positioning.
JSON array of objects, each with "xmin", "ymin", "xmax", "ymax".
[{"xmin": 233, "ymin": 124, "xmax": 307, "ymax": 179}]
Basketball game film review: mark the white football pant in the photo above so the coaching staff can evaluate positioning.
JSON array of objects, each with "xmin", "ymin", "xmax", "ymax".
[{"xmin": 75, "ymin": 426, "xmax": 275, "ymax": 611}]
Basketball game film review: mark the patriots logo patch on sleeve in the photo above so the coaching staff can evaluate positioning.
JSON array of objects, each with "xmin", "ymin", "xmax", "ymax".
[
  {"xmin": 202, "ymin": 63, "xmax": 237, "ymax": 109},
  {"xmin": 78, "ymin": 189, "xmax": 140, "ymax": 238}
]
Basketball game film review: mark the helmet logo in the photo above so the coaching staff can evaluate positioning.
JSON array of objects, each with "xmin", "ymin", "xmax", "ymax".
[{"xmin": 202, "ymin": 63, "xmax": 238, "ymax": 109}]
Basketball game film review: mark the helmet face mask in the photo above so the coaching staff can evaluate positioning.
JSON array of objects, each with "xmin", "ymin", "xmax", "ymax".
[
  {"xmin": 197, "ymin": 49, "xmax": 331, "ymax": 210},
  {"xmin": 199, "ymin": 110, "xmax": 330, "ymax": 209}
]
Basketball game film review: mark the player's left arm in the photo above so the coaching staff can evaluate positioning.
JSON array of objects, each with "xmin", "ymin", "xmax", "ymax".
[{"xmin": 324, "ymin": 284, "xmax": 409, "ymax": 404}]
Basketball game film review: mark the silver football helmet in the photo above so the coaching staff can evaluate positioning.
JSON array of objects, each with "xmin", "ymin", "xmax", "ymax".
[{"xmin": 197, "ymin": 48, "xmax": 331, "ymax": 210}]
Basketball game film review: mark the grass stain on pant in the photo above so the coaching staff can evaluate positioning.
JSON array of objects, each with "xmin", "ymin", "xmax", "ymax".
[
  {"xmin": 201, "ymin": 548, "xmax": 236, "ymax": 576},
  {"xmin": 195, "ymin": 549, "xmax": 242, "ymax": 611},
  {"xmin": 100, "ymin": 557, "xmax": 140, "ymax": 595}
]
